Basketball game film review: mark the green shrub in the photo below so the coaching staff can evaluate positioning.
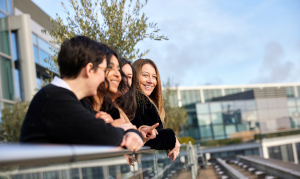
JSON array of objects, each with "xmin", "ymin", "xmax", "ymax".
[
  {"xmin": 0, "ymin": 102, "xmax": 29, "ymax": 142},
  {"xmin": 178, "ymin": 136, "xmax": 196, "ymax": 145}
]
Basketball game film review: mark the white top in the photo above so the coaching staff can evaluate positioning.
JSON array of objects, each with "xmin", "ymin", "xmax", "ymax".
[{"xmin": 51, "ymin": 76, "xmax": 72, "ymax": 91}]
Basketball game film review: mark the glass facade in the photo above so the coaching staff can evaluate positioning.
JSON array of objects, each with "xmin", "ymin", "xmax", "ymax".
[
  {"xmin": 11, "ymin": 31, "xmax": 23, "ymax": 100},
  {"xmin": 32, "ymin": 33, "xmax": 54, "ymax": 87},
  {"xmin": 268, "ymin": 144, "xmax": 294, "ymax": 162},
  {"xmin": 296, "ymin": 143, "xmax": 300, "ymax": 163},
  {"xmin": 0, "ymin": 11, "xmax": 10, "ymax": 55},
  {"xmin": 0, "ymin": 5, "xmax": 15, "ymax": 121},
  {"xmin": 179, "ymin": 86, "xmax": 300, "ymax": 142},
  {"xmin": 225, "ymin": 88, "xmax": 242, "ymax": 96},
  {"xmin": 180, "ymin": 89, "xmax": 201, "ymax": 106},
  {"xmin": 0, "ymin": 55, "xmax": 14, "ymax": 100},
  {"xmin": 203, "ymin": 89, "xmax": 222, "ymax": 102},
  {"xmin": 195, "ymin": 99, "xmax": 259, "ymax": 141},
  {"xmin": 285, "ymin": 86, "xmax": 295, "ymax": 97},
  {"xmin": 32, "ymin": 33, "xmax": 53, "ymax": 69}
]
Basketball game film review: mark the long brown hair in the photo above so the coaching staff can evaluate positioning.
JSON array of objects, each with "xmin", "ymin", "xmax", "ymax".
[
  {"xmin": 114, "ymin": 58, "xmax": 137, "ymax": 120},
  {"xmin": 86, "ymin": 47, "xmax": 127, "ymax": 112},
  {"xmin": 132, "ymin": 59, "xmax": 165, "ymax": 122}
]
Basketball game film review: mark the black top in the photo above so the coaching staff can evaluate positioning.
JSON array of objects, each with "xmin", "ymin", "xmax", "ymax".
[
  {"xmin": 81, "ymin": 99, "xmax": 143, "ymax": 140},
  {"xmin": 20, "ymin": 84, "xmax": 124, "ymax": 146},
  {"xmin": 131, "ymin": 94, "xmax": 176, "ymax": 150}
]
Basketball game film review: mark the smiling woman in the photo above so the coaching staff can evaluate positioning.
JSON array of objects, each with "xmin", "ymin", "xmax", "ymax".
[
  {"xmin": 132, "ymin": 59, "xmax": 181, "ymax": 162},
  {"xmin": 105, "ymin": 55, "xmax": 121, "ymax": 94}
]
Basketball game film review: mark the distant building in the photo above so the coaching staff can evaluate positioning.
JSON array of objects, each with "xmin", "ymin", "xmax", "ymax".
[
  {"xmin": 0, "ymin": 0, "xmax": 55, "ymax": 121},
  {"xmin": 175, "ymin": 84, "xmax": 300, "ymax": 163}
]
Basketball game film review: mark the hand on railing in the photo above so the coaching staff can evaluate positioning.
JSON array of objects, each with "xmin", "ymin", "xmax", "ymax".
[
  {"xmin": 121, "ymin": 132, "xmax": 143, "ymax": 152},
  {"xmin": 124, "ymin": 154, "xmax": 137, "ymax": 166},
  {"xmin": 139, "ymin": 123, "xmax": 159, "ymax": 141},
  {"xmin": 166, "ymin": 137, "xmax": 181, "ymax": 161}
]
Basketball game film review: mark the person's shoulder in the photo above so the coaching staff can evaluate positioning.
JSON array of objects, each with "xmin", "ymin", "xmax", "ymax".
[{"xmin": 43, "ymin": 84, "xmax": 76, "ymax": 98}]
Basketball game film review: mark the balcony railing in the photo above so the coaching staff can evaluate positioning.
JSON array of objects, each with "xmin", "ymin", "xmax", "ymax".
[{"xmin": 0, "ymin": 143, "xmax": 198, "ymax": 179}]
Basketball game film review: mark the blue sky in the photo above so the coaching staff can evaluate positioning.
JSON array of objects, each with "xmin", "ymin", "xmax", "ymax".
[{"xmin": 32, "ymin": 0, "xmax": 300, "ymax": 87}]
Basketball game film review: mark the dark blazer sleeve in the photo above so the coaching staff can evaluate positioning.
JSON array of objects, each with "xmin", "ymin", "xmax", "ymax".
[
  {"xmin": 131, "ymin": 103, "xmax": 176, "ymax": 150},
  {"xmin": 21, "ymin": 86, "xmax": 124, "ymax": 146},
  {"xmin": 145, "ymin": 129, "xmax": 176, "ymax": 150}
]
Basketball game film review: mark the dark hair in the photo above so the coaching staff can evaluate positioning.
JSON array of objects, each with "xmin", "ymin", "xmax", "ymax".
[
  {"xmin": 114, "ymin": 58, "xmax": 137, "ymax": 120},
  {"xmin": 86, "ymin": 48, "xmax": 128, "ymax": 112},
  {"xmin": 58, "ymin": 36, "xmax": 109, "ymax": 78}
]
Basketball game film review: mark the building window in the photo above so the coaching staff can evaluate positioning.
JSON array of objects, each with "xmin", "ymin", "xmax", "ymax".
[
  {"xmin": 203, "ymin": 89, "xmax": 222, "ymax": 102},
  {"xmin": 296, "ymin": 143, "xmax": 300, "ymax": 163},
  {"xmin": 0, "ymin": 0, "xmax": 12, "ymax": 14},
  {"xmin": 32, "ymin": 33, "xmax": 53, "ymax": 69},
  {"xmin": 11, "ymin": 31, "xmax": 23, "ymax": 101},
  {"xmin": 225, "ymin": 88, "xmax": 242, "ymax": 96},
  {"xmin": 268, "ymin": 144, "xmax": 294, "ymax": 162},
  {"xmin": 285, "ymin": 86, "xmax": 295, "ymax": 98},
  {"xmin": 196, "ymin": 103, "xmax": 209, "ymax": 114},
  {"xmin": 199, "ymin": 125, "xmax": 213, "ymax": 140},
  {"xmin": 0, "ymin": 55, "xmax": 14, "ymax": 100},
  {"xmin": 180, "ymin": 90, "xmax": 201, "ymax": 106},
  {"xmin": 0, "ymin": 12, "xmax": 10, "ymax": 55}
]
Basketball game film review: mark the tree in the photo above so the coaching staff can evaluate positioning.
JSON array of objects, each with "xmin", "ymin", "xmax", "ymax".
[
  {"xmin": 163, "ymin": 78, "xmax": 188, "ymax": 136},
  {"xmin": 43, "ymin": 0, "xmax": 168, "ymax": 77},
  {"xmin": 0, "ymin": 102, "xmax": 29, "ymax": 142}
]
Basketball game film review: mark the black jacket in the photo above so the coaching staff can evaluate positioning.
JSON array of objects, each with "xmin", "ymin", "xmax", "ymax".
[
  {"xmin": 131, "ymin": 94, "xmax": 176, "ymax": 150},
  {"xmin": 20, "ymin": 84, "xmax": 124, "ymax": 145}
]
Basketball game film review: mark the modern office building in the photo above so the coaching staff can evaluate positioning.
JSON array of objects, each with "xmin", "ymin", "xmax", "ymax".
[
  {"xmin": 175, "ymin": 83, "xmax": 300, "ymax": 163},
  {"xmin": 0, "ymin": 0, "xmax": 55, "ymax": 121},
  {"xmin": 176, "ymin": 83, "xmax": 300, "ymax": 141}
]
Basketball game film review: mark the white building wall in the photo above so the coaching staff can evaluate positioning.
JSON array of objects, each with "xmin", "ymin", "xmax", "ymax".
[{"xmin": 261, "ymin": 134, "xmax": 300, "ymax": 164}]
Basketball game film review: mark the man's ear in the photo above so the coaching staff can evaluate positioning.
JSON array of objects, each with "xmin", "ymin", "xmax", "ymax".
[{"xmin": 85, "ymin": 62, "xmax": 94, "ymax": 77}]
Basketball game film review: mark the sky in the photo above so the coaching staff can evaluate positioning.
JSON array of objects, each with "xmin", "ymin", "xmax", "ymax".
[{"xmin": 31, "ymin": 0, "xmax": 300, "ymax": 87}]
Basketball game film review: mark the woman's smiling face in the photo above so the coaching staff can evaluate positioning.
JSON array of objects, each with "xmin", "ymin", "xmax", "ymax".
[
  {"xmin": 106, "ymin": 55, "xmax": 121, "ymax": 94},
  {"xmin": 122, "ymin": 64, "xmax": 133, "ymax": 87},
  {"xmin": 138, "ymin": 63, "xmax": 157, "ymax": 96}
]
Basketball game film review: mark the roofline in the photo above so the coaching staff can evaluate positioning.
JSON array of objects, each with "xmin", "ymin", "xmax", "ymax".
[{"xmin": 171, "ymin": 82, "xmax": 300, "ymax": 90}]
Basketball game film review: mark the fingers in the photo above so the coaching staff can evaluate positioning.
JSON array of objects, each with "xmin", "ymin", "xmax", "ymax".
[
  {"xmin": 123, "ymin": 132, "xmax": 143, "ymax": 152},
  {"xmin": 172, "ymin": 151, "xmax": 178, "ymax": 161},
  {"xmin": 124, "ymin": 155, "xmax": 135, "ymax": 166},
  {"xmin": 168, "ymin": 147, "xmax": 176, "ymax": 156},
  {"xmin": 146, "ymin": 123, "xmax": 159, "ymax": 133},
  {"xmin": 140, "ymin": 131, "xmax": 147, "ymax": 139},
  {"xmin": 95, "ymin": 112, "xmax": 113, "ymax": 123},
  {"xmin": 120, "ymin": 137, "xmax": 126, "ymax": 146}
]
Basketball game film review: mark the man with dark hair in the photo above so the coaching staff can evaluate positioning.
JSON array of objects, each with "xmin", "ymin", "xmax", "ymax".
[{"xmin": 20, "ymin": 36, "xmax": 143, "ymax": 151}]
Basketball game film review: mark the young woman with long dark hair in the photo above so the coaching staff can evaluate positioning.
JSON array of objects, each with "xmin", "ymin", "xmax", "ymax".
[{"xmin": 132, "ymin": 59, "xmax": 181, "ymax": 161}]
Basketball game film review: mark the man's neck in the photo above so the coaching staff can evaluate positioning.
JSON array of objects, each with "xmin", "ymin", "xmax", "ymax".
[{"xmin": 63, "ymin": 78, "xmax": 86, "ymax": 100}]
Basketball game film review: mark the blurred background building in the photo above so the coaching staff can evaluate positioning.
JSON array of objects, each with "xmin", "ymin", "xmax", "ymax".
[
  {"xmin": 0, "ymin": 0, "xmax": 56, "ymax": 120},
  {"xmin": 176, "ymin": 84, "xmax": 300, "ymax": 163}
]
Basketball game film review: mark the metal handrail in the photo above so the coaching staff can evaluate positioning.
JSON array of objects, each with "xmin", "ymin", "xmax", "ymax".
[
  {"xmin": 0, "ymin": 143, "xmax": 155, "ymax": 167},
  {"xmin": 216, "ymin": 158, "xmax": 249, "ymax": 179}
]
